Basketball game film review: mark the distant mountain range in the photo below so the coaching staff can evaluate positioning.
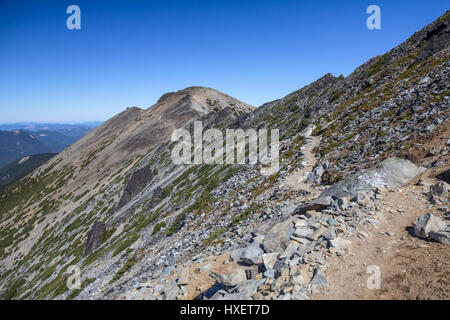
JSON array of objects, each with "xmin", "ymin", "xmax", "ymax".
[
  {"xmin": 0, "ymin": 122, "xmax": 102, "ymax": 137},
  {"xmin": 0, "ymin": 122, "xmax": 100, "ymax": 168}
]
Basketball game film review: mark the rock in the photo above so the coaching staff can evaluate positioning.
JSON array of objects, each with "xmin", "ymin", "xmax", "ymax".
[
  {"xmin": 117, "ymin": 166, "xmax": 154, "ymax": 209},
  {"xmin": 263, "ymin": 269, "xmax": 276, "ymax": 279},
  {"xmin": 358, "ymin": 231, "xmax": 369, "ymax": 239},
  {"xmin": 263, "ymin": 217, "xmax": 294, "ymax": 253},
  {"xmin": 230, "ymin": 248, "xmax": 245, "ymax": 262},
  {"xmin": 200, "ymin": 263, "xmax": 213, "ymax": 272},
  {"xmin": 429, "ymin": 182, "xmax": 449, "ymax": 203},
  {"xmin": 429, "ymin": 229, "xmax": 450, "ymax": 244},
  {"xmin": 351, "ymin": 190, "xmax": 371, "ymax": 203},
  {"xmin": 149, "ymin": 186, "xmax": 163, "ymax": 208},
  {"xmin": 240, "ymin": 243, "xmax": 264, "ymax": 265},
  {"xmin": 83, "ymin": 221, "xmax": 106, "ymax": 257},
  {"xmin": 294, "ymin": 218, "xmax": 307, "ymax": 228},
  {"xmin": 292, "ymin": 289, "xmax": 309, "ymax": 300},
  {"xmin": 280, "ymin": 241, "xmax": 300, "ymax": 259},
  {"xmin": 245, "ymin": 265, "xmax": 260, "ymax": 279},
  {"xmin": 293, "ymin": 227, "xmax": 314, "ymax": 238},
  {"xmin": 280, "ymin": 205, "xmax": 297, "ymax": 216},
  {"xmin": 413, "ymin": 213, "xmax": 447, "ymax": 239},
  {"xmin": 290, "ymin": 235, "xmax": 311, "ymax": 245},
  {"xmin": 306, "ymin": 163, "xmax": 327, "ymax": 185},
  {"xmin": 262, "ymin": 253, "xmax": 279, "ymax": 270},
  {"xmin": 210, "ymin": 265, "xmax": 247, "ymax": 287},
  {"xmin": 162, "ymin": 281, "xmax": 180, "ymax": 300},
  {"xmin": 234, "ymin": 279, "xmax": 264, "ymax": 299},
  {"xmin": 293, "ymin": 197, "xmax": 331, "ymax": 215},
  {"xmin": 320, "ymin": 157, "xmax": 424, "ymax": 199},
  {"xmin": 310, "ymin": 267, "xmax": 327, "ymax": 287},
  {"xmin": 292, "ymin": 274, "xmax": 307, "ymax": 286},
  {"xmin": 306, "ymin": 226, "xmax": 326, "ymax": 241},
  {"xmin": 329, "ymin": 238, "xmax": 352, "ymax": 252},
  {"xmin": 336, "ymin": 196, "xmax": 350, "ymax": 210},
  {"xmin": 321, "ymin": 227, "xmax": 336, "ymax": 240},
  {"xmin": 437, "ymin": 169, "xmax": 450, "ymax": 185}
]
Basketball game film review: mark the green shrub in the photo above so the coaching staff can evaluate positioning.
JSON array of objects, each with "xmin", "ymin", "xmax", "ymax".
[
  {"xmin": 112, "ymin": 233, "xmax": 139, "ymax": 257},
  {"xmin": 151, "ymin": 222, "xmax": 166, "ymax": 236},
  {"xmin": 203, "ymin": 228, "xmax": 226, "ymax": 247},
  {"xmin": 166, "ymin": 213, "xmax": 185, "ymax": 236},
  {"xmin": 3, "ymin": 278, "xmax": 25, "ymax": 300},
  {"xmin": 109, "ymin": 255, "xmax": 136, "ymax": 284}
]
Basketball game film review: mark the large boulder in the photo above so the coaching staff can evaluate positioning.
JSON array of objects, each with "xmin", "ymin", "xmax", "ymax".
[
  {"xmin": 210, "ymin": 265, "xmax": 247, "ymax": 286},
  {"xmin": 429, "ymin": 182, "xmax": 449, "ymax": 203},
  {"xmin": 319, "ymin": 157, "xmax": 424, "ymax": 199},
  {"xmin": 293, "ymin": 197, "xmax": 331, "ymax": 215},
  {"xmin": 413, "ymin": 213, "xmax": 447, "ymax": 239},
  {"xmin": 239, "ymin": 243, "xmax": 264, "ymax": 265},
  {"xmin": 117, "ymin": 166, "xmax": 153, "ymax": 209},
  {"xmin": 262, "ymin": 217, "xmax": 294, "ymax": 253}
]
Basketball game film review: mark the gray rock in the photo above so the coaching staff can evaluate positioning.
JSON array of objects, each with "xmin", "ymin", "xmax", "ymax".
[
  {"xmin": 263, "ymin": 269, "xmax": 276, "ymax": 279},
  {"xmin": 280, "ymin": 241, "xmax": 300, "ymax": 259},
  {"xmin": 310, "ymin": 267, "xmax": 327, "ymax": 287},
  {"xmin": 429, "ymin": 182, "xmax": 449, "ymax": 203},
  {"xmin": 263, "ymin": 217, "xmax": 294, "ymax": 253},
  {"xmin": 117, "ymin": 166, "xmax": 154, "ymax": 209},
  {"xmin": 293, "ymin": 197, "xmax": 331, "ymax": 215},
  {"xmin": 413, "ymin": 213, "xmax": 447, "ymax": 239},
  {"xmin": 306, "ymin": 163, "xmax": 327, "ymax": 185},
  {"xmin": 336, "ymin": 196, "xmax": 350, "ymax": 210},
  {"xmin": 293, "ymin": 227, "xmax": 314, "ymax": 238},
  {"xmin": 329, "ymin": 238, "xmax": 352, "ymax": 251},
  {"xmin": 429, "ymin": 228, "xmax": 450, "ymax": 244},
  {"xmin": 230, "ymin": 248, "xmax": 244, "ymax": 262},
  {"xmin": 210, "ymin": 265, "xmax": 247, "ymax": 287},
  {"xmin": 83, "ymin": 221, "xmax": 107, "ymax": 257},
  {"xmin": 320, "ymin": 157, "xmax": 424, "ymax": 199},
  {"xmin": 162, "ymin": 281, "xmax": 180, "ymax": 300},
  {"xmin": 262, "ymin": 253, "xmax": 279, "ymax": 270},
  {"xmin": 321, "ymin": 227, "xmax": 336, "ymax": 240},
  {"xmin": 292, "ymin": 289, "xmax": 309, "ymax": 300},
  {"xmin": 240, "ymin": 243, "xmax": 264, "ymax": 265}
]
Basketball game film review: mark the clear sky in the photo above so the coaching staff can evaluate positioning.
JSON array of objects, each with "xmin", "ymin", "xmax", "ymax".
[{"xmin": 0, "ymin": 0, "xmax": 448, "ymax": 123}]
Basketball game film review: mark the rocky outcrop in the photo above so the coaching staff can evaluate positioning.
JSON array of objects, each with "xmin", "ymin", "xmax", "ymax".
[
  {"xmin": 84, "ymin": 221, "xmax": 106, "ymax": 257},
  {"xmin": 117, "ymin": 167, "xmax": 154, "ymax": 209},
  {"xmin": 149, "ymin": 186, "xmax": 163, "ymax": 209}
]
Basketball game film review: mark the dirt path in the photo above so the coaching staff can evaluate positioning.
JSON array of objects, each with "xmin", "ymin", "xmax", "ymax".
[
  {"xmin": 313, "ymin": 172, "xmax": 450, "ymax": 300},
  {"xmin": 284, "ymin": 130, "xmax": 321, "ymax": 192}
]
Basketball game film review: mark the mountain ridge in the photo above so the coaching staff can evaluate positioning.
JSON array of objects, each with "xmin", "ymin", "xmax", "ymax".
[{"xmin": 0, "ymin": 12, "xmax": 448, "ymax": 300}]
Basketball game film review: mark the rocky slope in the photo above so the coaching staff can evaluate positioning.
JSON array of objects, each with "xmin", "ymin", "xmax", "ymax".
[{"xmin": 0, "ymin": 12, "xmax": 449, "ymax": 300}]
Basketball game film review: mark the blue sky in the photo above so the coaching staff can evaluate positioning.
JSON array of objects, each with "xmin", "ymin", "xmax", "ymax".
[{"xmin": 0, "ymin": 0, "xmax": 448, "ymax": 123}]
